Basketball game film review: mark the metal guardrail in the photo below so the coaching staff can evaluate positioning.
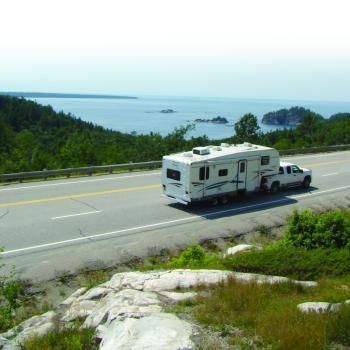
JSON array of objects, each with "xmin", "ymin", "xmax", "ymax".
[
  {"xmin": 279, "ymin": 144, "xmax": 350, "ymax": 156},
  {"xmin": 0, "ymin": 144, "xmax": 349, "ymax": 183},
  {"xmin": 0, "ymin": 161, "xmax": 162, "ymax": 182}
]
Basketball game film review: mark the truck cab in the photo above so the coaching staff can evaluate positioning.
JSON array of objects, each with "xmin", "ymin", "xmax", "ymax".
[{"xmin": 261, "ymin": 161, "xmax": 312, "ymax": 193}]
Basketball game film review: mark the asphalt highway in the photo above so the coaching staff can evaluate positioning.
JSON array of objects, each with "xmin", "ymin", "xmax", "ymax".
[{"xmin": 1, "ymin": 151, "xmax": 350, "ymax": 280}]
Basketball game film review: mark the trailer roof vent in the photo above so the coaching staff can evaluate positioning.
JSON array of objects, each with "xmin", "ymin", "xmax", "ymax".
[
  {"xmin": 212, "ymin": 146, "xmax": 222, "ymax": 151},
  {"xmin": 183, "ymin": 151, "xmax": 193, "ymax": 157},
  {"xmin": 220, "ymin": 143, "xmax": 230, "ymax": 147},
  {"xmin": 193, "ymin": 147, "xmax": 210, "ymax": 155}
]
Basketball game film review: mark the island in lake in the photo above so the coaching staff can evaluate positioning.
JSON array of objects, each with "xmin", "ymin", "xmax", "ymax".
[
  {"xmin": 262, "ymin": 106, "xmax": 323, "ymax": 126},
  {"xmin": 0, "ymin": 92, "xmax": 138, "ymax": 99},
  {"xmin": 160, "ymin": 109, "xmax": 176, "ymax": 113},
  {"xmin": 194, "ymin": 116, "xmax": 229, "ymax": 124}
]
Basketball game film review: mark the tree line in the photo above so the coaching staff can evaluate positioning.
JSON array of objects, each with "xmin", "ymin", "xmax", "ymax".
[{"xmin": 0, "ymin": 95, "xmax": 349, "ymax": 173}]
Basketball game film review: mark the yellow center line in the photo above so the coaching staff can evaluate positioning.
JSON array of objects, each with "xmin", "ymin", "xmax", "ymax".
[
  {"xmin": 299, "ymin": 159, "xmax": 350, "ymax": 168},
  {"xmin": 0, "ymin": 184, "xmax": 161, "ymax": 208}
]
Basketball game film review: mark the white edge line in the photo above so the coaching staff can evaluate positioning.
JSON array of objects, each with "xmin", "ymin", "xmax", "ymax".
[
  {"xmin": 2, "ymin": 185, "xmax": 350, "ymax": 256},
  {"xmin": 52, "ymin": 211, "xmax": 102, "ymax": 220},
  {"xmin": 0, "ymin": 172, "xmax": 161, "ymax": 192},
  {"xmin": 321, "ymin": 173, "xmax": 339, "ymax": 177}
]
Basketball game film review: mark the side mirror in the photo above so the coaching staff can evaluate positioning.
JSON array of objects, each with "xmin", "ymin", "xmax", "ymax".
[{"xmin": 300, "ymin": 169, "xmax": 304, "ymax": 173}]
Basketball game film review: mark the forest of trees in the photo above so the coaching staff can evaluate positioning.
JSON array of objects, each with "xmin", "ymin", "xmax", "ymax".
[{"xmin": 0, "ymin": 95, "xmax": 350, "ymax": 173}]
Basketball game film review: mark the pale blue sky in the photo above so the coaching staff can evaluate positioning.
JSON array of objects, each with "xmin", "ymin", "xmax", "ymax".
[{"xmin": 1, "ymin": 0, "xmax": 349, "ymax": 101}]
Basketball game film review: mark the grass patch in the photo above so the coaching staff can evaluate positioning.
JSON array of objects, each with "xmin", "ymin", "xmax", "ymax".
[
  {"xmin": 190, "ymin": 277, "xmax": 350, "ymax": 350},
  {"xmin": 23, "ymin": 326, "xmax": 98, "ymax": 350}
]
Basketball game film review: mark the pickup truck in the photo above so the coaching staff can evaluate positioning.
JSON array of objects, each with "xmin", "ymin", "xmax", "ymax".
[{"xmin": 261, "ymin": 161, "xmax": 312, "ymax": 194}]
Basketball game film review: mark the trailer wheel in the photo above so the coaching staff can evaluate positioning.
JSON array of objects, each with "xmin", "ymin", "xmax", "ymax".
[
  {"xmin": 270, "ymin": 182, "xmax": 279, "ymax": 194},
  {"xmin": 211, "ymin": 197, "xmax": 219, "ymax": 206},
  {"xmin": 220, "ymin": 196, "xmax": 229, "ymax": 205}
]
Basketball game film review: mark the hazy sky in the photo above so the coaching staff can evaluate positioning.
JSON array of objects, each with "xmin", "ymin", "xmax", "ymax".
[{"xmin": 1, "ymin": 0, "xmax": 349, "ymax": 101}]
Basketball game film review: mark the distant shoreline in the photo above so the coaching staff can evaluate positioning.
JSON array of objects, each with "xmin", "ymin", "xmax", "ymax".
[{"xmin": 0, "ymin": 92, "xmax": 138, "ymax": 100}]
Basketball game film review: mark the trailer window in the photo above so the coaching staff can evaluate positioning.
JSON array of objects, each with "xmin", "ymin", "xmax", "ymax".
[
  {"xmin": 199, "ymin": 167, "xmax": 210, "ymax": 180},
  {"xmin": 167, "ymin": 169, "xmax": 181, "ymax": 181},
  {"xmin": 261, "ymin": 156, "xmax": 270, "ymax": 165},
  {"xmin": 218, "ymin": 169, "xmax": 228, "ymax": 177},
  {"xmin": 240, "ymin": 162, "xmax": 245, "ymax": 173}
]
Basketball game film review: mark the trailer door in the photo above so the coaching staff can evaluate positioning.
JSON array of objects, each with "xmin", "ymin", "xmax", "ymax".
[{"xmin": 237, "ymin": 160, "xmax": 247, "ymax": 190}]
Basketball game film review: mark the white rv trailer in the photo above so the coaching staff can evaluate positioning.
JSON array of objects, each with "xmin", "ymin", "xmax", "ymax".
[{"xmin": 162, "ymin": 142, "xmax": 280, "ymax": 205}]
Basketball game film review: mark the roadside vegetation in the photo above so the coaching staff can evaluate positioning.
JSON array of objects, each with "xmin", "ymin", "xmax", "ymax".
[
  {"xmin": 0, "ymin": 253, "xmax": 26, "ymax": 332},
  {"xmin": 158, "ymin": 208, "xmax": 350, "ymax": 349},
  {"xmin": 1, "ymin": 95, "xmax": 350, "ymax": 174},
  {"xmin": 1, "ymin": 208, "xmax": 350, "ymax": 349}
]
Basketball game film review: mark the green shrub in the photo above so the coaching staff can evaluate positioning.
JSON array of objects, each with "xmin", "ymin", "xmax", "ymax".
[
  {"xmin": 0, "ymin": 250, "xmax": 25, "ymax": 332},
  {"xmin": 285, "ymin": 209, "xmax": 350, "ymax": 249},
  {"xmin": 168, "ymin": 245, "xmax": 221, "ymax": 269},
  {"xmin": 224, "ymin": 246, "xmax": 350, "ymax": 280}
]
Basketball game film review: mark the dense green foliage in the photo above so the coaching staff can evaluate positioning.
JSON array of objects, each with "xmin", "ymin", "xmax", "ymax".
[
  {"xmin": 224, "ymin": 209, "xmax": 350, "ymax": 279},
  {"xmin": 224, "ymin": 246, "xmax": 350, "ymax": 280},
  {"xmin": 1, "ymin": 95, "xmax": 350, "ymax": 173},
  {"xmin": 0, "ymin": 96, "xmax": 209, "ymax": 173},
  {"xmin": 285, "ymin": 209, "xmax": 350, "ymax": 249}
]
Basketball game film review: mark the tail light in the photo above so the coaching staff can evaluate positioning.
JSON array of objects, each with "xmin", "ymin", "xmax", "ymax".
[{"xmin": 261, "ymin": 177, "xmax": 268, "ymax": 185}]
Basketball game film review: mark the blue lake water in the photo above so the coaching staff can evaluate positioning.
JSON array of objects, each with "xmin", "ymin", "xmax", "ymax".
[{"xmin": 30, "ymin": 95, "xmax": 350, "ymax": 139}]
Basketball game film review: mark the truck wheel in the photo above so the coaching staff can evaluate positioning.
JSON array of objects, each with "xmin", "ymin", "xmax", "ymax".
[
  {"xmin": 270, "ymin": 182, "xmax": 279, "ymax": 194},
  {"xmin": 302, "ymin": 176, "xmax": 311, "ymax": 188}
]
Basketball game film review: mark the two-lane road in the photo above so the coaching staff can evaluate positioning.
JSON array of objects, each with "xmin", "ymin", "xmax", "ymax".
[{"xmin": 1, "ymin": 151, "xmax": 350, "ymax": 280}]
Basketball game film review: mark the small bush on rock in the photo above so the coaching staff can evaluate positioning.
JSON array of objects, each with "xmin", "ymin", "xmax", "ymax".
[{"xmin": 169, "ymin": 245, "xmax": 221, "ymax": 269}]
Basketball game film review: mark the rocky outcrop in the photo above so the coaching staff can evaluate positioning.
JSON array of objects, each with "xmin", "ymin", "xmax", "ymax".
[
  {"xmin": 0, "ymin": 269, "xmax": 319, "ymax": 349},
  {"xmin": 0, "ymin": 311, "xmax": 57, "ymax": 349}
]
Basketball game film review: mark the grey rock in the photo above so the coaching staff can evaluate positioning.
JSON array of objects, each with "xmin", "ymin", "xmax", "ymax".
[
  {"xmin": 77, "ymin": 287, "xmax": 109, "ymax": 301},
  {"xmin": 298, "ymin": 302, "xmax": 332, "ymax": 313},
  {"xmin": 98, "ymin": 313, "xmax": 194, "ymax": 350},
  {"xmin": 158, "ymin": 291, "xmax": 197, "ymax": 301},
  {"xmin": 59, "ymin": 287, "xmax": 87, "ymax": 306},
  {"xmin": 61, "ymin": 300, "xmax": 97, "ymax": 322},
  {"xmin": 1, "ymin": 311, "xmax": 56, "ymax": 347},
  {"xmin": 224, "ymin": 244, "xmax": 256, "ymax": 257},
  {"xmin": 83, "ymin": 289, "xmax": 161, "ymax": 328}
]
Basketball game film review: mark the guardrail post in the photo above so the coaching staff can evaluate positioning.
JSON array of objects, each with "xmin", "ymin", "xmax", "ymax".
[{"xmin": 128, "ymin": 161, "xmax": 133, "ymax": 172}]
